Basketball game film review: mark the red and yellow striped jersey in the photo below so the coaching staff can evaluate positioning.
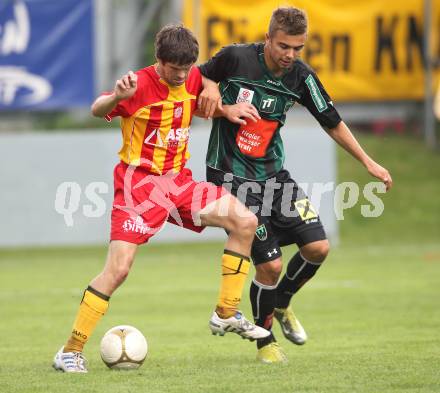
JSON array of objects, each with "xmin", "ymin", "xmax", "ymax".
[{"xmin": 105, "ymin": 65, "xmax": 202, "ymax": 175}]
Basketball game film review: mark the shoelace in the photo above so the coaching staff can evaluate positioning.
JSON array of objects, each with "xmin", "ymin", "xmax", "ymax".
[
  {"xmin": 239, "ymin": 317, "xmax": 256, "ymax": 331},
  {"xmin": 63, "ymin": 352, "xmax": 87, "ymax": 371}
]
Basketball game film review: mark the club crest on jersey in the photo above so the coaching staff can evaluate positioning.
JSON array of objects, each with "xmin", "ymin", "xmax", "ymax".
[
  {"xmin": 236, "ymin": 87, "xmax": 254, "ymax": 104},
  {"xmin": 255, "ymin": 224, "xmax": 268, "ymax": 241},
  {"xmin": 174, "ymin": 106, "xmax": 183, "ymax": 118},
  {"xmin": 283, "ymin": 101, "xmax": 294, "ymax": 114}
]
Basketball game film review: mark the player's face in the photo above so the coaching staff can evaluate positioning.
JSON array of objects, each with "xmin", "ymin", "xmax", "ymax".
[
  {"xmin": 157, "ymin": 61, "xmax": 193, "ymax": 86},
  {"xmin": 265, "ymin": 30, "xmax": 306, "ymax": 74}
]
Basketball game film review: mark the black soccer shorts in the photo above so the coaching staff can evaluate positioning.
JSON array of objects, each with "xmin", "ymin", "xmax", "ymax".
[{"xmin": 207, "ymin": 166, "xmax": 327, "ymax": 265}]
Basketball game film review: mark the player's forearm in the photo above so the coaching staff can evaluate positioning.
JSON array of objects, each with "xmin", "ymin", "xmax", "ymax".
[
  {"xmin": 193, "ymin": 105, "xmax": 225, "ymax": 119},
  {"xmin": 201, "ymin": 75, "xmax": 217, "ymax": 89},
  {"xmin": 326, "ymin": 121, "xmax": 374, "ymax": 168},
  {"xmin": 91, "ymin": 93, "xmax": 121, "ymax": 118}
]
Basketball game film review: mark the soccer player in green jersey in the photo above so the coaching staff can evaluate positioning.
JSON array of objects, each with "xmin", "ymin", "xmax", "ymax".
[{"xmin": 199, "ymin": 7, "xmax": 393, "ymax": 363}]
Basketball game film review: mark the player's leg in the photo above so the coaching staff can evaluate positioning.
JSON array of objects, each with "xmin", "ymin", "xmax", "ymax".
[
  {"xmin": 199, "ymin": 193, "xmax": 256, "ymax": 255},
  {"xmin": 246, "ymin": 169, "xmax": 326, "ymax": 346},
  {"xmin": 249, "ymin": 220, "xmax": 287, "ymax": 363},
  {"xmin": 276, "ymin": 239, "xmax": 329, "ymax": 309},
  {"xmin": 197, "ymin": 193, "xmax": 270, "ymax": 340},
  {"xmin": 54, "ymin": 162, "xmax": 166, "ymax": 372},
  {"xmin": 204, "ymin": 166, "xmax": 286, "ymax": 358},
  {"xmin": 252, "ymin": 260, "xmax": 288, "ymax": 363},
  {"xmin": 53, "ymin": 240, "xmax": 138, "ymax": 373},
  {"xmin": 90, "ymin": 240, "xmax": 139, "ymax": 295},
  {"xmin": 274, "ymin": 239, "xmax": 329, "ymax": 345},
  {"xmin": 273, "ymin": 176, "xmax": 329, "ymax": 344}
]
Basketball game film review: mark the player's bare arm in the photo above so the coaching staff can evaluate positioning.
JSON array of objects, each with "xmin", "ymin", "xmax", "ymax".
[
  {"xmin": 197, "ymin": 76, "xmax": 222, "ymax": 119},
  {"xmin": 326, "ymin": 120, "xmax": 393, "ymax": 191},
  {"xmin": 91, "ymin": 71, "xmax": 138, "ymax": 117}
]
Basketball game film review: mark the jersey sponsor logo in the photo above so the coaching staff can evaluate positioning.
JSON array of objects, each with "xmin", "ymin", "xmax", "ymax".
[
  {"xmin": 259, "ymin": 94, "xmax": 277, "ymax": 113},
  {"xmin": 294, "ymin": 198, "xmax": 318, "ymax": 221},
  {"xmin": 266, "ymin": 79, "xmax": 281, "ymax": 86},
  {"xmin": 305, "ymin": 74, "xmax": 328, "ymax": 113},
  {"xmin": 122, "ymin": 216, "xmax": 152, "ymax": 234},
  {"xmin": 255, "ymin": 224, "xmax": 268, "ymax": 241},
  {"xmin": 144, "ymin": 127, "xmax": 190, "ymax": 147},
  {"xmin": 236, "ymin": 87, "xmax": 254, "ymax": 104},
  {"xmin": 235, "ymin": 117, "xmax": 278, "ymax": 158}
]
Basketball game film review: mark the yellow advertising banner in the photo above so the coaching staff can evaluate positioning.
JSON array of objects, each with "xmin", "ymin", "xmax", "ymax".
[{"xmin": 183, "ymin": 0, "xmax": 440, "ymax": 101}]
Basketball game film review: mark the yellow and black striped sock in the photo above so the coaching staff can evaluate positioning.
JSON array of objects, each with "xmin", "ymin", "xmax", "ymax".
[
  {"xmin": 216, "ymin": 250, "xmax": 250, "ymax": 319},
  {"xmin": 64, "ymin": 286, "xmax": 109, "ymax": 353}
]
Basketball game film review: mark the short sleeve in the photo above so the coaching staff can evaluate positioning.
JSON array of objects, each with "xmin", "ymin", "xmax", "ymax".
[
  {"xmin": 187, "ymin": 66, "xmax": 203, "ymax": 96},
  {"xmin": 199, "ymin": 45, "xmax": 237, "ymax": 82},
  {"xmin": 298, "ymin": 72, "xmax": 341, "ymax": 129},
  {"xmin": 103, "ymin": 71, "xmax": 146, "ymax": 121},
  {"xmin": 104, "ymin": 96, "xmax": 130, "ymax": 121}
]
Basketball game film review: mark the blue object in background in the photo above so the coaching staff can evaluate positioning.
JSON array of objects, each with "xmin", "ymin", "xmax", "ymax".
[{"xmin": 0, "ymin": 0, "xmax": 94, "ymax": 110}]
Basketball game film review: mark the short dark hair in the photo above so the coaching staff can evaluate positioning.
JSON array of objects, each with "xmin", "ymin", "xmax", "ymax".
[
  {"xmin": 268, "ymin": 7, "xmax": 308, "ymax": 37},
  {"xmin": 154, "ymin": 24, "xmax": 199, "ymax": 65}
]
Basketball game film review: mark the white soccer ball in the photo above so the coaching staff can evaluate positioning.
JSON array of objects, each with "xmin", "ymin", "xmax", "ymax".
[{"xmin": 100, "ymin": 325, "xmax": 148, "ymax": 370}]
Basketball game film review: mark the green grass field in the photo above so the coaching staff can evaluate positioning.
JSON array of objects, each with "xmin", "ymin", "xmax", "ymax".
[{"xmin": 1, "ymin": 133, "xmax": 439, "ymax": 393}]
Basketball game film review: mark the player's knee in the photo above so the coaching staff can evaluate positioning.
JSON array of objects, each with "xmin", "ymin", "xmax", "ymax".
[
  {"xmin": 112, "ymin": 264, "xmax": 131, "ymax": 286},
  {"xmin": 317, "ymin": 240, "xmax": 330, "ymax": 260},
  {"xmin": 109, "ymin": 254, "xmax": 134, "ymax": 286},
  {"xmin": 302, "ymin": 240, "xmax": 330, "ymax": 263},
  {"xmin": 256, "ymin": 259, "xmax": 282, "ymax": 285},
  {"xmin": 245, "ymin": 213, "xmax": 258, "ymax": 233},
  {"xmin": 266, "ymin": 260, "xmax": 283, "ymax": 283},
  {"xmin": 231, "ymin": 211, "xmax": 257, "ymax": 239}
]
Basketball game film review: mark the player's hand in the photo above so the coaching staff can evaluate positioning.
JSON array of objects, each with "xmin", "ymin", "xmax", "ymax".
[
  {"xmin": 366, "ymin": 161, "xmax": 393, "ymax": 191},
  {"xmin": 114, "ymin": 71, "xmax": 138, "ymax": 100},
  {"xmin": 223, "ymin": 103, "xmax": 261, "ymax": 125},
  {"xmin": 198, "ymin": 80, "xmax": 222, "ymax": 119}
]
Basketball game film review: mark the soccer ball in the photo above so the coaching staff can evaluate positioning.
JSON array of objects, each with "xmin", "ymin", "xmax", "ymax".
[{"xmin": 100, "ymin": 325, "xmax": 148, "ymax": 370}]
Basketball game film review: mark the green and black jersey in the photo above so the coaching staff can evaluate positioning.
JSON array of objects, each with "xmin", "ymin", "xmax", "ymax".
[{"xmin": 199, "ymin": 43, "xmax": 342, "ymax": 181}]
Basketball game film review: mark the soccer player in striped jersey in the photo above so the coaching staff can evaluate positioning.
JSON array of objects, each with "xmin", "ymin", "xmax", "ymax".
[
  {"xmin": 199, "ymin": 7, "xmax": 393, "ymax": 363},
  {"xmin": 53, "ymin": 24, "xmax": 269, "ymax": 373}
]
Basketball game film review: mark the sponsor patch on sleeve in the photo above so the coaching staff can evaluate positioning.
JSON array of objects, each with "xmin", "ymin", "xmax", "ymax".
[{"xmin": 305, "ymin": 75, "xmax": 328, "ymax": 113}]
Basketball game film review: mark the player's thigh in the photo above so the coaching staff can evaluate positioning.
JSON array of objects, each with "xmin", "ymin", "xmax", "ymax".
[
  {"xmin": 271, "ymin": 171, "xmax": 327, "ymax": 248},
  {"xmin": 111, "ymin": 161, "xmax": 171, "ymax": 244},
  {"xmin": 198, "ymin": 193, "xmax": 255, "ymax": 230},
  {"xmin": 170, "ymin": 172, "xmax": 235, "ymax": 230}
]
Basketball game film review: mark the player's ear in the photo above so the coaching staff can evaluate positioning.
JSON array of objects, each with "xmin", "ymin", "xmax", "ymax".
[{"xmin": 264, "ymin": 32, "xmax": 271, "ymax": 45}]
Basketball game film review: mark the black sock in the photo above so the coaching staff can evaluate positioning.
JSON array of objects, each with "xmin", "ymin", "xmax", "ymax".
[
  {"xmin": 250, "ymin": 279, "xmax": 277, "ymax": 349},
  {"xmin": 276, "ymin": 251, "xmax": 323, "ymax": 309}
]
